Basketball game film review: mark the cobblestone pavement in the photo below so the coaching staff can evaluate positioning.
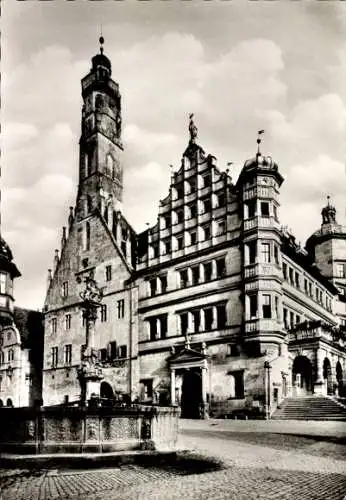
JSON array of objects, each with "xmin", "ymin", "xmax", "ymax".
[{"xmin": 1, "ymin": 420, "xmax": 346, "ymax": 500}]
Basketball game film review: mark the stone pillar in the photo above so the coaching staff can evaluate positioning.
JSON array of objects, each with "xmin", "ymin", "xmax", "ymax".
[
  {"xmin": 212, "ymin": 306, "xmax": 217, "ymax": 329},
  {"xmin": 200, "ymin": 309, "xmax": 205, "ymax": 332},
  {"xmin": 156, "ymin": 318, "xmax": 161, "ymax": 339},
  {"xmin": 187, "ymin": 268, "xmax": 192, "ymax": 286},
  {"xmin": 187, "ymin": 312, "xmax": 194, "ymax": 334},
  {"xmin": 171, "ymin": 369, "xmax": 176, "ymax": 405},
  {"xmin": 314, "ymin": 347, "xmax": 325, "ymax": 395},
  {"xmin": 199, "ymin": 263, "xmax": 205, "ymax": 283},
  {"xmin": 157, "ymin": 277, "xmax": 162, "ymax": 294},
  {"xmin": 201, "ymin": 367, "xmax": 207, "ymax": 403},
  {"xmin": 211, "ymin": 260, "xmax": 217, "ymax": 280}
]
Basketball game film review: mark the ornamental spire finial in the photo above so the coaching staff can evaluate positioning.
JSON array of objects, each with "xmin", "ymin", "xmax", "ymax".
[
  {"xmin": 189, "ymin": 113, "xmax": 198, "ymax": 144},
  {"xmin": 257, "ymin": 129, "xmax": 265, "ymax": 156}
]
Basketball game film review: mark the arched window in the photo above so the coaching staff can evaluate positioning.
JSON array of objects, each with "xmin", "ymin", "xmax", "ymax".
[{"xmin": 8, "ymin": 349, "xmax": 14, "ymax": 362}]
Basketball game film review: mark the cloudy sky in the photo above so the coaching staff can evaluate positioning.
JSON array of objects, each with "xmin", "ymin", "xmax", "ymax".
[{"xmin": 2, "ymin": 1, "xmax": 346, "ymax": 310}]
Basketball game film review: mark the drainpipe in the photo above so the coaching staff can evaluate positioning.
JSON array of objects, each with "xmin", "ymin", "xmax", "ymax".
[{"xmin": 264, "ymin": 360, "xmax": 272, "ymax": 420}]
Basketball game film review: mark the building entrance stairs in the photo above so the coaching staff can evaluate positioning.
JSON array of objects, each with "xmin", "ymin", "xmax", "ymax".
[{"xmin": 272, "ymin": 396, "xmax": 346, "ymax": 421}]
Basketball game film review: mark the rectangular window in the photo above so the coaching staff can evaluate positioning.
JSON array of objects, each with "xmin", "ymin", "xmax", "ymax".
[
  {"xmin": 283, "ymin": 263, "xmax": 287, "ymax": 279},
  {"xmin": 118, "ymin": 345, "xmax": 127, "ymax": 358},
  {"xmin": 216, "ymin": 304, "xmax": 227, "ymax": 328},
  {"xmin": 160, "ymin": 314, "xmax": 168, "ymax": 339},
  {"xmin": 204, "ymin": 308, "xmax": 213, "ymax": 330},
  {"xmin": 217, "ymin": 193, "xmax": 226, "ymax": 207},
  {"xmin": 227, "ymin": 344, "xmax": 239, "ymax": 357},
  {"xmin": 109, "ymin": 341, "xmax": 117, "ymax": 360},
  {"xmin": 229, "ymin": 370, "xmax": 244, "ymax": 399},
  {"xmin": 216, "ymin": 257, "xmax": 226, "ymax": 278},
  {"xmin": 141, "ymin": 379, "xmax": 153, "ymax": 400},
  {"xmin": 152, "ymin": 243, "xmax": 159, "ymax": 259},
  {"xmin": 179, "ymin": 269, "xmax": 189, "ymax": 288},
  {"xmin": 249, "ymin": 241, "xmax": 257, "ymax": 264},
  {"xmin": 64, "ymin": 344, "xmax": 72, "ymax": 365},
  {"xmin": 51, "ymin": 346, "xmax": 58, "ymax": 367},
  {"xmin": 192, "ymin": 310, "xmax": 200, "ymax": 333},
  {"xmin": 99, "ymin": 348, "xmax": 107, "ymax": 362},
  {"xmin": 190, "ymin": 231, "xmax": 197, "ymax": 245},
  {"xmin": 188, "ymin": 178, "xmax": 196, "ymax": 193},
  {"xmin": 177, "ymin": 236, "xmax": 184, "ymax": 250},
  {"xmin": 295, "ymin": 272, "xmax": 300, "ymax": 289},
  {"xmin": 296, "ymin": 315, "xmax": 301, "ymax": 325},
  {"xmin": 106, "ymin": 265, "xmax": 112, "ymax": 282},
  {"xmin": 149, "ymin": 318, "xmax": 157, "ymax": 340},
  {"xmin": 101, "ymin": 304, "xmax": 107, "ymax": 322},
  {"xmin": 203, "ymin": 198, "xmax": 212, "ymax": 214},
  {"xmin": 62, "ymin": 281, "xmax": 68, "ymax": 297},
  {"xmin": 160, "ymin": 275, "xmax": 167, "ymax": 294},
  {"xmin": 191, "ymin": 266, "xmax": 199, "ymax": 285},
  {"xmin": 117, "ymin": 299, "xmax": 125, "ymax": 319},
  {"xmin": 204, "ymin": 261, "xmax": 212, "ymax": 282},
  {"xmin": 0, "ymin": 273, "xmax": 6, "ymax": 294},
  {"xmin": 217, "ymin": 221, "xmax": 226, "ymax": 235},
  {"xmin": 304, "ymin": 279, "xmax": 308, "ymax": 293},
  {"xmin": 289, "ymin": 268, "xmax": 294, "ymax": 285},
  {"xmin": 164, "ymin": 240, "xmax": 171, "ymax": 254},
  {"xmin": 337, "ymin": 264, "xmax": 345, "ymax": 278},
  {"xmin": 247, "ymin": 200, "xmax": 256, "ymax": 218},
  {"xmin": 202, "ymin": 173, "xmax": 211, "ymax": 188},
  {"xmin": 180, "ymin": 313, "xmax": 188, "ymax": 335},
  {"xmin": 283, "ymin": 308, "xmax": 288, "ymax": 329},
  {"xmin": 249, "ymin": 294, "xmax": 258, "ymax": 318},
  {"xmin": 149, "ymin": 278, "xmax": 157, "ymax": 297},
  {"xmin": 261, "ymin": 243, "xmax": 271, "ymax": 263},
  {"xmin": 273, "ymin": 205, "xmax": 278, "ymax": 220},
  {"xmin": 163, "ymin": 214, "xmax": 171, "ymax": 229},
  {"xmin": 309, "ymin": 282, "xmax": 312, "ymax": 296},
  {"xmin": 176, "ymin": 184, "xmax": 184, "ymax": 199},
  {"xmin": 52, "ymin": 318, "xmax": 57, "ymax": 334},
  {"xmin": 176, "ymin": 209, "xmax": 184, "ymax": 224},
  {"xmin": 189, "ymin": 204, "xmax": 197, "ymax": 219},
  {"xmin": 261, "ymin": 202, "xmax": 270, "ymax": 217},
  {"xmin": 290, "ymin": 311, "xmax": 294, "ymax": 327},
  {"xmin": 65, "ymin": 314, "xmax": 71, "ymax": 330},
  {"xmin": 262, "ymin": 294, "xmax": 271, "ymax": 319},
  {"xmin": 202, "ymin": 225, "xmax": 211, "ymax": 241},
  {"xmin": 274, "ymin": 245, "xmax": 279, "ymax": 264}
]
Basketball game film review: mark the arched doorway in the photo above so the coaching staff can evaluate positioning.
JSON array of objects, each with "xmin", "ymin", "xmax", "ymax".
[
  {"xmin": 292, "ymin": 356, "xmax": 313, "ymax": 396},
  {"xmin": 0, "ymin": 399, "xmax": 3, "ymax": 407},
  {"xmin": 181, "ymin": 369, "xmax": 202, "ymax": 419},
  {"xmin": 336, "ymin": 361, "xmax": 343, "ymax": 396},
  {"xmin": 100, "ymin": 381, "xmax": 114, "ymax": 401},
  {"xmin": 6, "ymin": 398, "xmax": 13, "ymax": 407},
  {"xmin": 323, "ymin": 358, "xmax": 333, "ymax": 395}
]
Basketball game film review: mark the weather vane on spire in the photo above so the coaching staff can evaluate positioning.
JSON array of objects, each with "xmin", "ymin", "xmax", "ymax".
[
  {"xmin": 257, "ymin": 129, "xmax": 265, "ymax": 156},
  {"xmin": 189, "ymin": 113, "xmax": 198, "ymax": 144},
  {"xmin": 99, "ymin": 25, "xmax": 104, "ymax": 55}
]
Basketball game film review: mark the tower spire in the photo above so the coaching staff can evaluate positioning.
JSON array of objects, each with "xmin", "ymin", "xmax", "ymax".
[{"xmin": 257, "ymin": 129, "xmax": 265, "ymax": 157}]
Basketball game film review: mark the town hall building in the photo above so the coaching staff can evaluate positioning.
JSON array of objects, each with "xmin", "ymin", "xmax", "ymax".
[{"xmin": 41, "ymin": 39, "xmax": 346, "ymax": 418}]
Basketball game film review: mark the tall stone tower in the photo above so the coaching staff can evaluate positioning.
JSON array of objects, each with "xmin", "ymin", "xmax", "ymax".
[
  {"xmin": 76, "ymin": 36, "xmax": 123, "ymax": 222},
  {"xmin": 237, "ymin": 135, "xmax": 285, "ymax": 355},
  {"xmin": 306, "ymin": 198, "xmax": 346, "ymax": 296}
]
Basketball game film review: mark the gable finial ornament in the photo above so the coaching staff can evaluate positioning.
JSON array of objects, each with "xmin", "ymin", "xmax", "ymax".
[{"xmin": 189, "ymin": 113, "xmax": 198, "ymax": 144}]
